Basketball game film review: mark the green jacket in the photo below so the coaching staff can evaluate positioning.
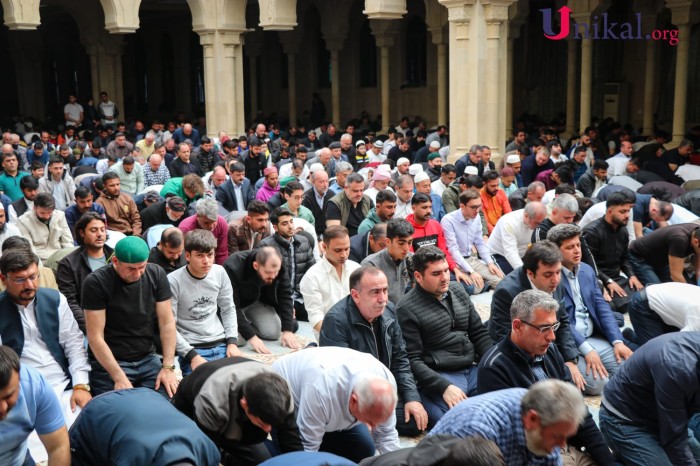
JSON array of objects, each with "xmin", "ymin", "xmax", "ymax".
[{"xmin": 357, "ymin": 208, "xmax": 382, "ymax": 236}]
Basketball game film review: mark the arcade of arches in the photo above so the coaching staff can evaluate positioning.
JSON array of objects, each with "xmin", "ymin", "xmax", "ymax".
[{"xmin": 1, "ymin": 0, "xmax": 700, "ymax": 162}]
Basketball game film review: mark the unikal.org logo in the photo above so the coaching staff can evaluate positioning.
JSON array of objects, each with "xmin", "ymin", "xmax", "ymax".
[{"xmin": 541, "ymin": 6, "xmax": 679, "ymax": 46}]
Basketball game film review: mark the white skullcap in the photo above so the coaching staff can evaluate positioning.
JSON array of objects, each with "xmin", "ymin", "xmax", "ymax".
[
  {"xmin": 464, "ymin": 166, "xmax": 479, "ymax": 176},
  {"xmin": 506, "ymin": 154, "xmax": 521, "ymax": 164},
  {"xmin": 309, "ymin": 163, "xmax": 325, "ymax": 173},
  {"xmin": 414, "ymin": 172, "xmax": 431, "ymax": 184},
  {"xmin": 409, "ymin": 164, "xmax": 424, "ymax": 176},
  {"xmin": 397, "ymin": 157, "xmax": 410, "ymax": 167}
]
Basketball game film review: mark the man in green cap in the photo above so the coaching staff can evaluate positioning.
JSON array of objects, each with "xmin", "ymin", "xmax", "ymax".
[{"xmin": 82, "ymin": 235, "xmax": 179, "ymax": 398}]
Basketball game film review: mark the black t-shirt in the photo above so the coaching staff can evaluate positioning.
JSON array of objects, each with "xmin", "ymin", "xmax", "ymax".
[
  {"xmin": 629, "ymin": 223, "xmax": 699, "ymax": 268},
  {"xmin": 82, "ymin": 263, "xmax": 172, "ymax": 361},
  {"xmin": 325, "ymin": 201, "xmax": 366, "ymax": 237}
]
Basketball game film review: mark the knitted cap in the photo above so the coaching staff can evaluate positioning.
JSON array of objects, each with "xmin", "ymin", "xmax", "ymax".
[{"xmin": 114, "ymin": 236, "xmax": 150, "ymax": 264}]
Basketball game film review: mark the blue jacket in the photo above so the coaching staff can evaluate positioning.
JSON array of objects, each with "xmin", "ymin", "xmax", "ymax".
[
  {"xmin": 560, "ymin": 262, "xmax": 623, "ymax": 348},
  {"xmin": 172, "ymin": 127, "xmax": 201, "ymax": 147},
  {"xmin": 216, "ymin": 177, "xmax": 254, "ymax": 212},
  {"xmin": 70, "ymin": 388, "xmax": 221, "ymax": 466},
  {"xmin": 520, "ymin": 154, "xmax": 553, "ymax": 186}
]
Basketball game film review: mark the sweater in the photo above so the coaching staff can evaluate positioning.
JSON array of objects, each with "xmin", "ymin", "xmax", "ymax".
[
  {"xmin": 96, "ymin": 192, "xmax": 142, "ymax": 236},
  {"xmin": 168, "ymin": 264, "xmax": 238, "ymax": 360},
  {"xmin": 16, "ymin": 210, "xmax": 74, "ymax": 261}
]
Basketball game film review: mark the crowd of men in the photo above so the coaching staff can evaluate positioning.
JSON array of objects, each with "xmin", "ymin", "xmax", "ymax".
[{"xmin": 2, "ymin": 112, "xmax": 700, "ymax": 466}]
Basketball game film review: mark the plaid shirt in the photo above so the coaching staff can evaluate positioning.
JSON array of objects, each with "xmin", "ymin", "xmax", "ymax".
[
  {"xmin": 227, "ymin": 218, "xmax": 270, "ymax": 254},
  {"xmin": 431, "ymin": 388, "xmax": 562, "ymax": 466},
  {"xmin": 144, "ymin": 163, "xmax": 171, "ymax": 187}
]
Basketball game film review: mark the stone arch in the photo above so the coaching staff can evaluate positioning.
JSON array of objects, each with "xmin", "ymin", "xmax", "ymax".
[
  {"xmin": 186, "ymin": 0, "xmax": 246, "ymax": 33},
  {"xmin": 98, "ymin": 0, "xmax": 141, "ymax": 33}
]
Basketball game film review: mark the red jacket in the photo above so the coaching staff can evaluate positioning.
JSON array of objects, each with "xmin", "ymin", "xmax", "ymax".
[{"xmin": 406, "ymin": 214, "xmax": 457, "ymax": 271}]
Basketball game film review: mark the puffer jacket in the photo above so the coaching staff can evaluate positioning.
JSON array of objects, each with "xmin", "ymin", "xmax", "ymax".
[{"xmin": 259, "ymin": 233, "xmax": 316, "ymax": 291}]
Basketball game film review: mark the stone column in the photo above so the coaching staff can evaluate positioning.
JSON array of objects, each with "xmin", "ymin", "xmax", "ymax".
[
  {"xmin": 565, "ymin": 38, "xmax": 578, "ymax": 136},
  {"xmin": 234, "ymin": 35, "xmax": 246, "ymax": 134},
  {"xmin": 198, "ymin": 32, "xmax": 219, "ymax": 137},
  {"xmin": 222, "ymin": 31, "xmax": 244, "ymax": 136},
  {"xmin": 370, "ymin": 20, "xmax": 397, "ymax": 133},
  {"xmin": 484, "ymin": 2, "xmax": 509, "ymax": 155},
  {"xmin": 325, "ymin": 38, "xmax": 345, "ymax": 126},
  {"xmin": 280, "ymin": 31, "xmax": 303, "ymax": 127},
  {"xmin": 667, "ymin": 0, "xmax": 693, "ymax": 145},
  {"xmin": 9, "ymin": 31, "xmax": 45, "ymax": 119},
  {"xmin": 579, "ymin": 35, "xmax": 592, "ymax": 130},
  {"xmin": 429, "ymin": 26, "xmax": 448, "ymax": 126},
  {"xmin": 245, "ymin": 32, "xmax": 264, "ymax": 121},
  {"xmin": 438, "ymin": 1, "xmax": 473, "ymax": 161}
]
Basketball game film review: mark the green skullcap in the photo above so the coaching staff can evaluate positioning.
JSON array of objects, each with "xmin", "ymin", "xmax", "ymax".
[
  {"xmin": 279, "ymin": 176, "xmax": 297, "ymax": 189},
  {"xmin": 114, "ymin": 236, "xmax": 150, "ymax": 263}
]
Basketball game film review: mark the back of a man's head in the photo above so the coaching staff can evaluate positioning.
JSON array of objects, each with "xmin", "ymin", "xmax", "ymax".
[
  {"xmin": 241, "ymin": 372, "xmax": 292, "ymax": 425},
  {"xmin": 522, "ymin": 241, "xmax": 562, "ymax": 275},
  {"xmin": 443, "ymin": 436, "xmax": 505, "ymax": 466},
  {"xmin": 0, "ymin": 345, "xmax": 20, "ymax": 392}
]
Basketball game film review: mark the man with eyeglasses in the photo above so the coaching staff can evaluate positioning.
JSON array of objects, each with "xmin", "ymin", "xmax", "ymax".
[
  {"xmin": 547, "ymin": 224, "xmax": 633, "ymax": 396},
  {"xmin": 477, "ymin": 290, "xmax": 616, "ymax": 466},
  {"xmin": 441, "ymin": 189, "xmax": 504, "ymax": 296},
  {"xmin": 489, "ymin": 241, "xmax": 584, "ymax": 391},
  {"xmin": 0, "ymin": 248, "xmax": 90, "ymax": 464}
]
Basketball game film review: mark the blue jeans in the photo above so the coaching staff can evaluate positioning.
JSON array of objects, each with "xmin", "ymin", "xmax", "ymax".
[
  {"xmin": 628, "ymin": 290, "xmax": 679, "ymax": 345},
  {"xmin": 179, "ymin": 344, "xmax": 227, "ymax": 376},
  {"xmin": 89, "ymin": 353, "xmax": 166, "ymax": 397},
  {"xmin": 450, "ymin": 271, "xmax": 475, "ymax": 295},
  {"xmin": 421, "ymin": 366, "xmax": 479, "ymax": 429},
  {"xmin": 319, "ymin": 424, "xmax": 375, "ymax": 463},
  {"xmin": 599, "ymin": 405, "xmax": 700, "ymax": 465},
  {"xmin": 628, "ymin": 252, "xmax": 669, "ymax": 286}
]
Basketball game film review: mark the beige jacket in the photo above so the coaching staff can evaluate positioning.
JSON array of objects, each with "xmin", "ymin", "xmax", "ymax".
[{"xmin": 17, "ymin": 210, "xmax": 74, "ymax": 261}]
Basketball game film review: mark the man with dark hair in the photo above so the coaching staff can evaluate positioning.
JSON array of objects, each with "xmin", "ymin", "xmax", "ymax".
[
  {"xmin": 478, "ymin": 290, "xmax": 616, "ymax": 466},
  {"xmin": 280, "ymin": 180, "xmax": 315, "ymax": 225},
  {"xmin": 96, "ymin": 172, "xmax": 142, "ymax": 236},
  {"xmin": 520, "ymin": 147, "xmax": 554, "ymax": 187},
  {"xmin": 629, "ymin": 223, "xmax": 700, "ymax": 285},
  {"xmin": 0, "ymin": 247, "xmax": 90, "ymax": 464},
  {"xmin": 83, "ymin": 236, "xmax": 178, "ymax": 397},
  {"xmin": 108, "ymin": 155, "xmax": 144, "ymax": 196},
  {"xmin": 8, "ymin": 174, "xmax": 38, "ymax": 223},
  {"xmin": 396, "ymin": 246, "xmax": 493, "ymax": 427},
  {"xmin": 173, "ymin": 357, "xmax": 302, "ymax": 465},
  {"xmin": 105, "ymin": 132, "xmax": 132, "ymax": 160},
  {"xmin": 578, "ymin": 159, "xmax": 609, "ymax": 198},
  {"xmin": 227, "ymin": 200, "xmax": 271, "ymax": 253},
  {"xmin": 454, "ymin": 145, "xmax": 484, "ymax": 178},
  {"xmin": 547, "ymin": 224, "xmax": 633, "ymax": 395},
  {"xmin": 194, "ymin": 136, "xmax": 217, "ymax": 173},
  {"xmin": 168, "ymin": 230, "xmax": 240, "ymax": 375},
  {"xmin": 0, "ymin": 151, "xmax": 29, "ymax": 201},
  {"xmin": 148, "ymin": 227, "xmax": 186, "ymax": 274},
  {"xmin": 38, "ymin": 157, "xmax": 76, "ymax": 211},
  {"xmin": 0, "ymin": 346, "xmax": 70, "ymax": 466},
  {"xmin": 63, "ymin": 186, "xmax": 106, "ymax": 238},
  {"xmin": 242, "ymin": 138, "xmax": 267, "ymax": 184},
  {"xmin": 0, "ymin": 203, "xmax": 20, "ymax": 254},
  {"xmin": 358, "ymin": 189, "xmax": 396, "ymax": 236},
  {"xmin": 431, "ymin": 164, "xmax": 457, "ymax": 197},
  {"xmin": 216, "ymin": 161, "xmax": 254, "ymax": 212},
  {"xmin": 480, "ymin": 171, "xmax": 511, "ymax": 234},
  {"xmin": 17, "ymin": 192, "xmax": 73, "ymax": 262},
  {"xmin": 302, "ymin": 225, "xmax": 361, "ymax": 334},
  {"xmin": 582, "ymin": 192, "xmax": 643, "ymax": 313},
  {"xmin": 140, "ymin": 195, "xmax": 186, "ymax": 232},
  {"xmin": 488, "ymin": 241, "xmax": 582, "ymax": 387},
  {"xmin": 441, "ymin": 189, "xmax": 503, "ymax": 294},
  {"xmin": 302, "ymin": 168, "xmax": 333, "ymax": 237},
  {"xmin": 260, "ymin": 208, "xmax": 316, "ymax": 322},
  {"xmin": 325, "ymin": 172, "xmax": 373, "ymax": 236},
  {"xmin": 56, "ymin": 212, "xmax": 112, "ymax": 333},
  {"xmin": 320, "ymin": 267, "xmax": 428, "ymax": 437},
  {"xmin": 362, "ymin": 219, "xmax": 414, "ymax": 304},
  {"xmin": 224, "ymin": 247, "xmax": 300, "ymax": 354},
  {"xmin": 169, "ymin": 143, "xmax": 204, "ymax": 178},
  {"xmin": 160, "ymin": 174, "xmax": 206, "ymax": 206}
]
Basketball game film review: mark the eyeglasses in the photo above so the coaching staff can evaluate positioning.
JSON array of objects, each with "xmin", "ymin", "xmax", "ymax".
[
  {"xmin": 520, "ymin": 320, "xmax": 560, "ymax": 334},
  {"xmin": 8, "ymin": 274, "xmax": 39, "ymax": 285}
]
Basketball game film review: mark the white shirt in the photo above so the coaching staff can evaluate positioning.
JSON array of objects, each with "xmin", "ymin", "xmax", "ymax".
[
  {"xmin": 271, "ymin": 347, "xmax": 400, "ymax": 454},
  {"xmin": 606, "ymin": 153, "xmax": 629, "ymax": 177},
  {"xmin": 0, "ymin": 222, "xmax": 21, "ymax": 255},
  {"xmin": 668, "ymin": 204, "xmax": 698, "ymax": 225},
  {"xmin": 279, "ymin": 163, "xmax": 309, "ymax": 182},
  {"xmin": 2, "ymin": 293, "xmax": 90, "ymax": 390},
  {"xmin": 646, "ymin": 283, "xmax": 700, "ymax": 331},
  {"xmin": 63, "ymin": 103, "xmax": 83, "ymax": 126},
  {"xmin": 8, "ymin": 199, "xmax": 33, "ymax": 224},
  {"xmin": 487, "ymin": 209, "xmax": 533, "ymax": 269},
  {"xmin": 676, "ymin": 164, "xmax": 700, "ymax": 182},
  {"xmin": 394, "ymin": 198, "xmax": 412, "ymax": 219},
  {"xmin": 431, "ymin": 179, "xmax": 449, "ymax": 197},
  {"xmin": 299, "ymin": 257, "xmax": 360, "ymax": 329},
  {"xmin": 579, "ymin": 202, "xmax": 635, "ymax": 245}
]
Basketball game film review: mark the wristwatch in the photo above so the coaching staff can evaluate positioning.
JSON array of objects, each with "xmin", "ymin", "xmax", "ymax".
[
  {"xmin": 606, "ymin": 278, "xmax": 614, "ymax": 285},
  {"xmin": 162, "ymin": 364, "xmax": 176, "ymax": 371},
  {"xmin": 73, "ymin": 384, "xmax": 91, "ymax": 393}
]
